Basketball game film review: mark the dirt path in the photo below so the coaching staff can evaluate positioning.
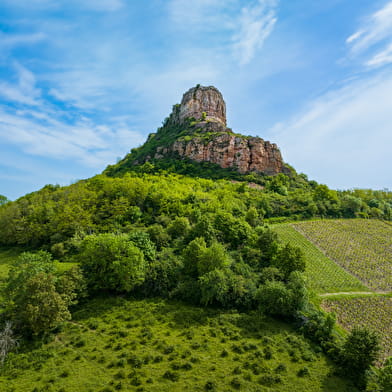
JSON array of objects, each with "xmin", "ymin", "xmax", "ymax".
[{"xmin": 319, "ymin": 291, "xmax": 390, "ymax": 297}]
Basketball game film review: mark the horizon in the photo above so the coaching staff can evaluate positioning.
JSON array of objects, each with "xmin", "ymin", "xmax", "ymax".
[{"xmin": 1, "ymin": 0, "xmax": 392, "ymax": 200}]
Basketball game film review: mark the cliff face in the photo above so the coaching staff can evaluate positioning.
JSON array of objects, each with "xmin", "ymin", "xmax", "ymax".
[
  {"xmin": 111, "ymin": 85, "xmax": 288, "ymax": 176},
  {"xmin": 154, "ymin": 123, "xmax": 285, "ymax": 175},
  {"xmin": 169, "ymin": 85, "xmax": 227, "ymax": 126},
  {"xmin": 155, "ymin": 85, "xmax": 287, "ymax": 175}
]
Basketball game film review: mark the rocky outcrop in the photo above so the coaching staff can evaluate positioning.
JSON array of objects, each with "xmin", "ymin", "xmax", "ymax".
[
  {"xmin": 154, "ymin": 132, "xmax": 285, "ymax": 175},
  {"xmin": 144, "ymin": 85, "xmax": 288, "ymax": 176},
  {"xmin": 169, "ymin": 85, "xmax": 227, "ymax": 126}
]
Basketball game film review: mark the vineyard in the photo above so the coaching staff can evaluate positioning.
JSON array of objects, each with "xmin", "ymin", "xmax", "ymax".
[
  {"xmin": 292, "ymin": 219, "xmax": 392, "ymax": 291},
  {"xmin": 322, "ymin": 295, "xmax": 392, "ymax": 363},
  {"xmin": 272, "ymin": 224, "xmax": 366, "ymax": 293}
]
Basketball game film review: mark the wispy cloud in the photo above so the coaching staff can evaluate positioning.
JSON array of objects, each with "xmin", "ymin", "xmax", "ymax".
[
  {"xmin": 0, "ymin": 63, "xmax": 41, "ymax": 105},
  {"xmin": 232, "ymin": 0, "xmax": 277, "ymax": 65},
  {"xmin": 347, "ymin": 1, "xmax": 392, "ymax": 67},
  {"xmin": 271, "ymin": 72, "xmax": 392, "ymax": 189},
  {"xmin": 168, "ymin": 0, "xmax": 278, "ymax": 65},
  {"xmin": 0, "ymin": 105, "xmax": 144, "ymax": 167},
  {"xmin": 0, "ymin": 31, "xmax": 46, "ymax": 48}
]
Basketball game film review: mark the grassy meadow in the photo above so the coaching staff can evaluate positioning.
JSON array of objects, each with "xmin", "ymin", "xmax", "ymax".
[{"xmin": 1, "ymin": 297, "xmax": 356, "ymax": 392}]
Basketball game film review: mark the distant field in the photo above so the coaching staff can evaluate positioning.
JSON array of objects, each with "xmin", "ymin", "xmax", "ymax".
[
  {"xmin": 272, "ymin": 224, "xmax": 366, "ymax": 294},
  {"xmin": 322, "ymin": 295, "xmax": 392, "ymax": 363},
  {"xmin": 292, "ymin": 219, "xmax": 392, "ymax": 291},
  {"xmin": 0, "ymin": 297, "xmax": 355, "ymax": 392},
  {"xmin": 0, "ymin": 247, "xmax": 77, "ymax": 289}
]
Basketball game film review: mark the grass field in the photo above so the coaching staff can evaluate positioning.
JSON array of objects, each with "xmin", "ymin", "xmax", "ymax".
[
  {"xmin": 322, "ymin": 295, "xmax": 392, "ymax": 363},
  {"xmin": 292, "ymin": 219, "xmax": 392, "ymax": 291},
  {"xmin": 0, "ymin": 297, "xmax": 357, "ymax": 392},
  {"xmin": 272, "ymin": 224, "xmax": 367, "ymax": 294}
]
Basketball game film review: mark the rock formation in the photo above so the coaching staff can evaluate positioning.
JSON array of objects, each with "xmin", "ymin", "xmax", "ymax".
[
  {"xmin": 169, "ymin": 85, "xmax": 227, "ymax": 126},
  {"xmin": 153, "ymin": 85, "xmax": 288, "ymax": 176}
]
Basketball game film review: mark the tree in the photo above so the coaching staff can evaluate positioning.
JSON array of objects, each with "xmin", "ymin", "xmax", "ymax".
[
  {"xmin": 199, "ymin": 269, "xmax": 230, "ymax": 306},
  {"xmin": 255, "ymin": 227, "xmax": 279, "ymax": 266},
  {"xmin": 77, "ymin": 233, "xmax": 146, "ymax": 293},
  {"xmin": 0, "ymin": 195, "xmax": 9, "ymax": 206},
  {"xmin": 197, "ymin": 242, "xmax": 230, "ymax": 276},
  {"xmin": 257, "ymin": 272, "xmax": 307, "ymax": 317},
  {"xmin": 167, "ymin": 217, "xmax": 191, "ymax": 239},
  {"xmin": 273, "ymin": 244, "xmax": 306, "ymax": 279},
  {"xmin": 13, "ymin": 272, "xmax": 71, "ymax": 335},
  {"xmin": 340, "ymin": 326, "xmax": 381, "ymax": 384},
  {"xmin": 378, "ymin": 358, "xmax": 392, "ymax": 392},
  {"xmin": 5, "ymin": 251, "xmax": 84, "ymax": 335},
  {"xmin": 182, "ymin": 237, "xmax": 207, "ymax": 277}
]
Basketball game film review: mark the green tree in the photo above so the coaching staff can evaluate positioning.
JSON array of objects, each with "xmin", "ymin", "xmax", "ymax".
[
  {"xmin": 197, "ymin": 242, "xmax": 230, "ymax": 276},
  {"xmin": 273, "ymin": 244, "xmax": 306, "ymax": 278},
  {"xmin": 340, "ymin": 326, "xmax": 380, "ymax": 385},
  {"xmin": 199, "ymin": 269, "xmax": 230, "ymax": 306},
  {"xmin": 0, "ymin": 195, "xmax": 9, "ymax": 206},
  {"xmin": 147, "ymin": 224, "xmax": 171, "ymax": 250},
  {"xmin": 182, "ymin": 237, "xmax": 207, "ymax": 277},
  {"xmin": 255, "ymin": 227, "xmax": 279, "ymax": 266},
  {"xmin": 77, "ymin": 233, "xmax": 146, "ymax": 293},
  {"xmin": 5, "ymin": 251, "xmax": 73, "ymax": 335},
  {"xmin": 167, "ymin": 217, "xmax": 191, "ymax": 239}
]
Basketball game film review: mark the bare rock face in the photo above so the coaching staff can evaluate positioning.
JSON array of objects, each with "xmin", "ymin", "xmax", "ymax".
[
  {"xmin": 151, "ymin": 85, "xmax": 287, "ymax": 176},
  {"xmin": 155, "ymin": 134, "xmax": 285, "ymax": 175},
  {"xmin": 170, "ymin": 85, "xmax": 227, "ymax": 126}
]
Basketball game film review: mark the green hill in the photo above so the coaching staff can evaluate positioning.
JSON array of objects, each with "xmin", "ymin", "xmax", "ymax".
[{"xmin": 0, "ymin": 86, "xmax": 391, "ymax": 391}]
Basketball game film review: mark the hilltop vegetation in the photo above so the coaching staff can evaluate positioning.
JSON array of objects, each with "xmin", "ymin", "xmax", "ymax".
[{"xmin": 0, "ymin": 165, "xmax": 392, "ymax": 390}]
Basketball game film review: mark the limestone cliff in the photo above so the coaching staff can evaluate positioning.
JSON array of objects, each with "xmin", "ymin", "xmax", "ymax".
[{"xmin": 108, "ymin": 85, "xmax": 289, "ymax": 176}]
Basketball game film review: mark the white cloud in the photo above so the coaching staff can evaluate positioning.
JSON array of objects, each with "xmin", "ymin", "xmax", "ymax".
[
  {"xmin": 347, "ymin": 1, "xmax": 392, "ymax": 67},
  {"xmin": 0, "ymin": 63, "xmax": 41, "ymax": 106},
  {"xmin": 366, "ymin": 42, "xmax": 392, "ymax": 67},
  {"xmin": 0, "ymin": 106, "xmax": 145, "ymax": 167},
  {"xmin": 168, "ymin": 0, "xmax": 278, "ymax": 65},
  {"xmin": 168, "ymin": 0, "xmax": 231, "ymax": 30},
  {"xmin": 0, "ymin": 32, "xmax": 46, "ymax": 48},
  {"xmin": 232, "ymin": 0, "xmax": 277, "ymax": 65},
  {"xmin": 271, "ymin": 72, "xmax": 392, "ymax": 190}
]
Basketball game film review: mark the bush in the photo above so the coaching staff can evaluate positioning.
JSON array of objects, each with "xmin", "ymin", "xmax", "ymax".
[
  {"xmin": 340, "ymin": 326, "xmax": 380, "ymax": 385},
  {"xmin": 77, "ymin": 233, "xmax": 146, "ymax": 293}
]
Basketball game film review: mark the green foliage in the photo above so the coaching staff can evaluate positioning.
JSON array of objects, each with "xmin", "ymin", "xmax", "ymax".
[
  {"xmin": 4, "ymin": 251, "xmax": 84, "ymax": 335},
  {"xmin": 257, "ymin": 272, "xmax": 307, "ymax": 317},
  {"xmin": 197, "ymin": 242, "xmax": 231, "ymax": 276},
  {"xmin": 273, "ymin": 223, "xmax": 367, "ymax": 293},
  {"xmin": 182, "ymin": 237, "xmax": 207, "ymax": 278},
  {"xmin": 377, "ymin": 357, "xmax": 392, "ymax": 392},
  {"xmin": 273, "ymin": 243, "xmax": 305, "ymax": 279},
  {"xmin": 0, "ymin": 195, "xmax": 9, "ymax": 206},
  {"xmin": 292, "ymin": 219, "xmax": 392, "ymax": 291},
  {"xmin": 256, "ymin": 227, "xmax": 279, "ymax": 266},
  {"xmin": 167, "ymin": 217, "xmax": 191, "ymax": 239},
  {"xmin": 340, "ymin": 326, "xmax": 381, "ymax": 386},
  {"xmin": 0, "ymin": 297, "xmax": 357, "ymax": 391},
  {"xmin": 76, "ymin": 233, "xmax": 146, "ymax": 293}
]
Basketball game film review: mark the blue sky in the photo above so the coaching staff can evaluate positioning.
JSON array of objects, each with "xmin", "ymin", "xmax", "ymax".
[{"xmin": 1, "ymin": 0, "xmax": 392, "ymax": 200}]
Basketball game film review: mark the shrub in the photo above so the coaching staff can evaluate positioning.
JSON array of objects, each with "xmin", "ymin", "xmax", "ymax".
[{"xmin": 77, "ymin": 233, "xmax": 146, "ymax": 293}]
